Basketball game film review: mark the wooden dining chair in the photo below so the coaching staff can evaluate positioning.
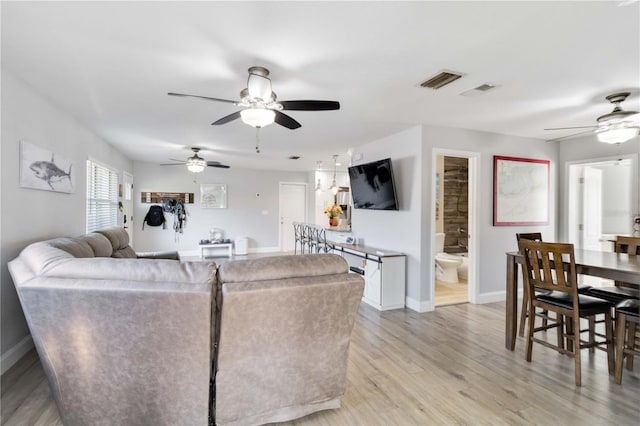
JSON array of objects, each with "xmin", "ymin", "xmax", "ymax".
[
  {"xmin": 516, "ymin": 233, "xmax": 546, "ymax": 337},
  {"xmin": 518, "ymin": 239, "xmax": 615, "ymax": 386},
  {"xmin": 585, "ymin": 236, "xmax": 640, "ymax": 302},
  {"xmin": 614, "ymin": 299, "xmax": 639, "ymax": 384}
]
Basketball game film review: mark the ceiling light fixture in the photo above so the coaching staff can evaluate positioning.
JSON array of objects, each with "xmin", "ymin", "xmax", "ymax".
[
  {"xmin": 595, "ymin": 92, "xmax": 640, "ymax": 144},
  {"xmin": 186, "ymin": 154, "xmax": 206, "ymax": 173},
  {"xmin": 315, "ymin": 179, "xmax": 322, "ymax": 192},
  {"xmin": 329, "ymin": 154, "xmax": 339, "ymax": 195},
  {"xmin": 596, "ymin": 126, "xmax": 639, "ymax": 144},
  {"xmin": 240, "ymin": 108, "xmax": 275, "ymax": 128}
]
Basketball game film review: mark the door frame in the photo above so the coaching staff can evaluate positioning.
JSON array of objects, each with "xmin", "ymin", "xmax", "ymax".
[
  {"xmin": 430, "ymin": 148, "xmax": 480, "ymax": 306},
  {"xmin": 564, "ymin": 153, "xmax": 638, "ymax": 247},
  {"xmin": 278, "ymin": 182, "xmax": 308, "ymax": 252}
]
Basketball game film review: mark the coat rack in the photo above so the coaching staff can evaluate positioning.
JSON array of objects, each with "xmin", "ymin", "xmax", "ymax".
[{"xmin": 141, "ymin": 192, "xmax": 194, "ymax": 204}]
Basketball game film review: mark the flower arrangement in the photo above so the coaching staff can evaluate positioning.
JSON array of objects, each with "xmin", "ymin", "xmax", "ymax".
[{"xmin": 324, "ymin": 204, "xmax": 343, "ymax": 218}]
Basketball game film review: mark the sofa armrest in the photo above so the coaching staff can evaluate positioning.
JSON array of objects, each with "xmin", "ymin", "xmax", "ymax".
[{"xmin": 137, "ymin": 250, "xmax": 181, "ymax": 260}]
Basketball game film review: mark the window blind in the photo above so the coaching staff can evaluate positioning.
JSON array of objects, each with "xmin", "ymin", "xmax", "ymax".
[{"xmin": 86, "ymin": 160, "xmax": 118, "ymax": 233}]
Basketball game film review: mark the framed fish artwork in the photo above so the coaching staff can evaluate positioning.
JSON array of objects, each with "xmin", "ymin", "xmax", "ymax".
[{"xmin": 20, "ymin": 141, "xmax": 75, "ymax": 193}]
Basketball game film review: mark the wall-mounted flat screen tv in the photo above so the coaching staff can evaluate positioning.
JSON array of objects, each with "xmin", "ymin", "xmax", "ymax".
[{"xmin": 348, "ymin": 158, "xmax": 399, "ymax": 210}]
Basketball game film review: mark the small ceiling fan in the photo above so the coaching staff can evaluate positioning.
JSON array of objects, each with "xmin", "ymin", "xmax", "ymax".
[
  {"xmin": 161, "ymin": 148, "xmax": 230, "ymax": 173},
  {"xmin": 545, "ymin": 92, "xmax": 640, "ymax": 144},
  {"xmin": 168, "ymin": 66, "xmax": 340, "ymax": 130}
]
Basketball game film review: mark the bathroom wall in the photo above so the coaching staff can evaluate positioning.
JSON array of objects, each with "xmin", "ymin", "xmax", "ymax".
[{"xmin": 442, "ymin": 157, "xmax": 468, "ymax": 253}]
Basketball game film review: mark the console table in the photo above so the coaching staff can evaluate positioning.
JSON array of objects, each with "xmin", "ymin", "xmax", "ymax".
[
  {"xmin": 200, "ymin": 243, "xmax": 233, "ymax": 258},
  {"xmin": 332, "ymin": 242, "xmax": 406, "ymax": 310}
]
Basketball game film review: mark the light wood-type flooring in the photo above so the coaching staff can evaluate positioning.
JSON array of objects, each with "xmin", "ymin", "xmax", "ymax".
[
  {"xmin": 435, "ymin": 278, "xmax": 468, "ymax": 306},
  {"xmin": 2, "ymin": 301, "xmax": 639, "ymax": 425}
]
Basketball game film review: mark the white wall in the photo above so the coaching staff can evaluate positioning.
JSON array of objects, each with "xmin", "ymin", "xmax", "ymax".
[
  {"xmin": 350, "ymin": 127, "xmax": 425, "ymax": 307},
  {"xmin": 558, "ymin": 135, "xmax": 640, "ymax": 241},
  {"xmin": 421, "ymin": 126, "xmax": 558, "ymax": 301},
  {"xmin": 0, "ymin": 71, "xmax": 133, "ymax": 371},
  {"xmin": 350, "ymin": 125, "xmax": 558, "ymax": 311},
  {"xmin": 132, "ymin": 162, "xmax": 308, "ymax": 253}
]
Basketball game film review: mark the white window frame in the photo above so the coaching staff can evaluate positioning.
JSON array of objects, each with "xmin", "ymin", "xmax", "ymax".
[{"xmin": 86, "ymin": 159, "xmax": 119, "ymax": 233}]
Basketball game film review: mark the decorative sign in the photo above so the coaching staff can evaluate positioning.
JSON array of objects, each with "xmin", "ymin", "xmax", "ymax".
[
  {"xmin": 200, "ymin": 184, "xmax": 227, "ymax": 209},
  {"xmin": 140, "ymin": 192, "xmax": 194, "ymax": 204}
]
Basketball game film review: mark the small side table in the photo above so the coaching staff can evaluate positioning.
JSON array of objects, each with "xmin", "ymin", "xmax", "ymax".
[{"xmin": 200, "ymin": 243, "xmax": 233, "ymax": 258}]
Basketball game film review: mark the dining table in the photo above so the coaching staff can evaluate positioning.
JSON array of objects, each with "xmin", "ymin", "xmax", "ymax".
[{"xmin": 504, "ymin": 248, "xmax": 640, "ymax": 351}]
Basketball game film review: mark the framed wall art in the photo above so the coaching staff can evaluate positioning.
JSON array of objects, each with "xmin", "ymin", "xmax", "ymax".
[
  {"xmin": 200, "ymin": 183, "xmax": 227, "ymax": 209},
  {"xmin": 20, "ymin": 140, "xmax": 75, "ymax": 193},
  {"xmin": 493, "ymin": 155, "xmax": 550, "ymax": 226}
]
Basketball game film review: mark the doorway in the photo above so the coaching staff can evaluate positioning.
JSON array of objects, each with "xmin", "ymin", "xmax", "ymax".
[
  {"xmin": 567, "ymin": 154, "xmax": 638, "ymax": 287},
  {"xmin": 122, "ymin": 171, "xmax": 134, "ymax": 245},
  {"xmin": 567, "ymin": 155, "xmax": 638, "ymax": 250},
  {"xmin": 279, "ymin": 182, "xmax": 307, "ymax": 252},
  {"xmin": 431, "ymin": 149, "xmax": 479, "ymax": 307}
]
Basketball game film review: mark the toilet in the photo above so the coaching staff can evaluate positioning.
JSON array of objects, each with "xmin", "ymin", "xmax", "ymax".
[{"xmin": 435, "ymin": 233, "xmax": 463, "ymax": 283}]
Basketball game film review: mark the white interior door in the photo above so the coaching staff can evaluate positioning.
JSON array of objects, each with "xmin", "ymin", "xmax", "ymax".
[
  {"xmin": 122, "ymin": 172, "xmax": 134, "ymax": 245},
  {"xmin": 582, "ymin": 166, "xmax": 602, "ymax": 250},
  {"xmin": 279, "ymin": 183, "xmax": 307, "ymax": 252}
]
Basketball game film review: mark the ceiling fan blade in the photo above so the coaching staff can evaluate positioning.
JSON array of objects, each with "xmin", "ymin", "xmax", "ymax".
[
  {"xmin": 168, "ymin": 92, "xmax": 238, "ymax": 105},
  {"xmin": 274, "ymin": 111, "xmax": 302, "ymax": 129},
  {"xmin": 160, "ymin": 162, "xmax": 186, "ymax": 166},
  {"xmin": 212, "ymin": 111, "xmax": 242, "ymax": 125},
  {"xmin": 168, "ymin": 159, "xmax": 187, "ymax": 163},
  {"xmin": 546, "ymin": 129, "xmax": 595, "ymax": 142},
  {"xmin": 208, "ymin": 163, "xmax": 231, "ymax": 169},
  {"xmin": 544, "ymin": 125, "xmax": 597, "ymax": 130},
  {"xmin": 280, "ymin": 100, "xmax": 340, "ymax": 111}
]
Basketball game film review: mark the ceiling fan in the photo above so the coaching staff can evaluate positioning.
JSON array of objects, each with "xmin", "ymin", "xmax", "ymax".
[
  {"xmin": 168, "ymin": 66, "xmax": 340, "ymax": 130},
  {"xmin": 545, "ymin": 92, "xmax": 640, "ymax": 144},
  {"xmin": 161, "ymin": 148, "xmax": 230, "ymax": 173}
]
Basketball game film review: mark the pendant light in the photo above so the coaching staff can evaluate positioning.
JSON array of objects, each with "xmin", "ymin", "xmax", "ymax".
[{"xmin": 329, "ymin": 155, "xmax": 339, "ymax": 195}]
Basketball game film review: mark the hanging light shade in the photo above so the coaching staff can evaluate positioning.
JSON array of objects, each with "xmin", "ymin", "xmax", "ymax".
[
  {"xmin": 315, "ymin": 178, "xmax": 322, "ymax": 192},
  {"xmin": 596, "ymin": 126, "xmax": 639, "ymax": 144},
  {"xmin": 186, "ymin": 155, "xmax": 206, "ymax": 173},
  {"xmin": 329, "ymin": 154, "xmax": 339, "ymax": 194},
  {"xmin": 240, "ymin": 108, "xmax": 275, "ymax": 128}
]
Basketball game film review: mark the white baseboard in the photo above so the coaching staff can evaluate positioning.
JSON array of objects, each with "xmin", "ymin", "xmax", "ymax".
[
  {"xmin": 475, "ymin": 290, "xmax": 506, "ymax": 304},
  {"xmin": 1, "ymin": 335, "xmax": 34, "ymax": 375},
  {"xmin": 405, "ymin": 296, "xmax": 434, "ymax": 313},
  {"xmin": 249, "ymin": 246, "xmax": 280, "ymax": 254}
]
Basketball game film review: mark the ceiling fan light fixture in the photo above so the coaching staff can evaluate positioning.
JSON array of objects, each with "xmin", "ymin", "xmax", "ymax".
[
  {"xmin": 240, "ymin": 108, "xmax": 275, "ymax": 128},
  {"xmin": 596, "ymin": 126, "xmax": 639, "ymax": 144},
  {"xmin": 186, "ymin": 156, "xmax": 206, "ymax": 173}
]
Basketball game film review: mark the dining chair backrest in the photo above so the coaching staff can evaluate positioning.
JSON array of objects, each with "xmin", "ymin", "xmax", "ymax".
[
  {"xmin": 518, "ymin": 239, "xmax": 578, "ymax": 296},
  {"xmin": 615, "ymin": 236, "xmax": 640, "ymax": 255},
  {"xmin": 516, "ymin": 232, "xmax": 543, "ymax": 243}
]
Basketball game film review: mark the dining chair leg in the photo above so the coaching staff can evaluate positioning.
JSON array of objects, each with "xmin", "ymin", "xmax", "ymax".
[
  {"xmin": 605, "ymin": 311, "xmax": 615, "ymax": 374},
  {"xmin": 626, "ymin": 322, "xmax": 636, "ymax": 370},
  {"xmin": 566, "ymin": 318, "xmax": 574, "ymax": 353},
  {"xmin": 525, "ymin": 301, "xmax": 535, "ymax": 362},
  {"xmin": 557, "ymin": 313, "xmax": 565, "ymax": 350},
  {"xmin": 615, "ymin": 312, "xmax": 627, "ymax": 385},
  {"xmin": 519, "ymin": 284, "xmax": 529, "ymax": 337},
  {"xmin": 572, "ymin": 314, "xmax": 582, "ymax": 386},
  {"xmin": 588, "ymin": 316, "xmax": 596, "ymax": 354}
]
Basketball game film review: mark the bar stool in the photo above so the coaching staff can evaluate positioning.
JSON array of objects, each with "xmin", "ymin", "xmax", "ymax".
[{"xmin": 614, "ymin": 299, "xmax": 640, "ymax": 384}]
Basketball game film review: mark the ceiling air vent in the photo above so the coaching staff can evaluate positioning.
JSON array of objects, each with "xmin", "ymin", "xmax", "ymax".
[
  {"xmin": 288, "ymin": 155, "xmax": 301, "ymax": 160},
  {"xmin": 420, "ymin": 71, "xmax": 464, "ymax": 90},
  {"xmin": 460, "ymin": 83, "xmax": 498, "ymax": 97}
]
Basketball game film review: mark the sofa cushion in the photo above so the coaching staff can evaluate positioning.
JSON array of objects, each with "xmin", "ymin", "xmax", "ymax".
[
  {"xmin": 47, "ymin": 237, "xmax": 95, "ymax": 258},
  {"xmin": 95, "ymin": 226, "xmax": 137, "ymax": 258},
  {"xmin": 218, "ymin": 254, "xmax": 348, "ymax": 283},
  {"xmin": 77, "ymin": 232, "xmax": 113, "ymax": 257}
]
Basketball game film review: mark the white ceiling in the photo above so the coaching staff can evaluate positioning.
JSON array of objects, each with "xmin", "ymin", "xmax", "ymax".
[{"xmin": 2, "ymin": 1, "xmax": 639, "ymax": 172}]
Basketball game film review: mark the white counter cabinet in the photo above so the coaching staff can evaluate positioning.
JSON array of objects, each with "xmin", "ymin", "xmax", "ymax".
[{"xmin": 331, "ymin": 242, "xmax": 406, "ymax": 310}]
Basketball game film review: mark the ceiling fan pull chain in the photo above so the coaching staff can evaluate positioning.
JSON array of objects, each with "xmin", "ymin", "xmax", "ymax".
[{"xmin": 255, "ymin": 128, "xmax": 261, "ymax": 154}]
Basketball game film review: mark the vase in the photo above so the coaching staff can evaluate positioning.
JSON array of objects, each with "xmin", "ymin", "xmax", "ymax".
[{"xmin": 330, "ymin": 216, "xmax": 339, "ymax": 227}]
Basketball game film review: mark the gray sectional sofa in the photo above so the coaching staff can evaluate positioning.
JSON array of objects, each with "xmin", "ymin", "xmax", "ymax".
[{"xmin": 8, "ymin": 227, "xmax": 364, "ymax": 426}]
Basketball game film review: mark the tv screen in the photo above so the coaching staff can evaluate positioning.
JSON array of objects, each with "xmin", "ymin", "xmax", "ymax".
[{"xmin": 348, "ymin": 158, "xmax": 399, "ymax": 210}]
